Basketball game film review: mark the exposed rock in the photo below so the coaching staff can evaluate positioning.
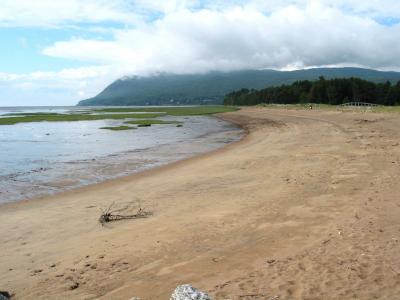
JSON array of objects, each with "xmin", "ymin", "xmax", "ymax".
[
  {"xmin": 170, "ymin": 284, "xmax": 212, "ymax": 300},
  {"xmin": 0, "ymin": 291, "xmax": 11, "ymax": 300},
  {"xmin": 69, "ymin": 282, "xmax": 79, "ymax": 290}
]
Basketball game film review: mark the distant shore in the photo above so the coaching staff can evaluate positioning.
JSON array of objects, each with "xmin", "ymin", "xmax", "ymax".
[{"xmin": 1, "ymin": 107, "xmax": 400, "ymax": 299}]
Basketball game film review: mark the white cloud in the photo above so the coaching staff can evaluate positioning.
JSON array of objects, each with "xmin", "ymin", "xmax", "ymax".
[
  {"xmin": 0, "ymin": 0, "xmax": 140, "ymax": 27},
  {"xmin": 2, "ymin": 0, "xmax": 400, "ymax": 105},
  {"xmin": 0, "ymin": 66, "xmax": 122, "ymax": 105},
  {"xmin": 2, "ymin": 0, "xmax": 400, "ymax": 28},
  {"xmin": 42, "ymin": 3, "xmax": 400, "ymax": 74}
]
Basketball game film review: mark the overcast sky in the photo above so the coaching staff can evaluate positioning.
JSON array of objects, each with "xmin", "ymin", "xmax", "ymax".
[{"xmin": 1, "ymin": 0, "xmax": 400, "ymax": 106}]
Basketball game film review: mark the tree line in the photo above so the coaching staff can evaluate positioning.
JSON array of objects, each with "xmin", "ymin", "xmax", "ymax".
[{"xmin": 224, "ymin": 77, "xmax": 400, "ymax": 106}]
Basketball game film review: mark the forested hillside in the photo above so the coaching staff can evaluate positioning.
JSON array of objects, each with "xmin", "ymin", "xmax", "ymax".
[
  {"xmin": 78, "ymin": 68, "xmax": 400, "ymax": 106},
  {"xmin": 224, "ymin": 77, "xmax": 400, "ymax": 106}
]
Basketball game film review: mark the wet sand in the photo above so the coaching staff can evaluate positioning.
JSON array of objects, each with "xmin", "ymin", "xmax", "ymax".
[{"xmin": 1, "ymin": 107, "xmax": 400, "ymax": 299}]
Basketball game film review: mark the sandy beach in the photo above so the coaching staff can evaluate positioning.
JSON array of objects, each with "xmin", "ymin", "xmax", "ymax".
[{"xmin": 1, "ymin": 106, "xmax": 400, "ymax": 299}]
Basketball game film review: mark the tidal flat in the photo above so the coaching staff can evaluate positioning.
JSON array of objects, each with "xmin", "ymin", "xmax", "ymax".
[{"xmin": 0, "ymin": 106, "xmax": 243, "ymax": 203}]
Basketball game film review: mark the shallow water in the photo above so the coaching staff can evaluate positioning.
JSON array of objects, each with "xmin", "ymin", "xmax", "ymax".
[{"xmin": 0, "ymin": 107, "xmax": 242, "ymax": 204}]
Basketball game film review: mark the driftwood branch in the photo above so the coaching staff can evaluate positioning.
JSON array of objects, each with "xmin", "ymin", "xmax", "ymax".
[{"xmin": 99, "ymin": 201, "xmax": 152, "ymax": 225}]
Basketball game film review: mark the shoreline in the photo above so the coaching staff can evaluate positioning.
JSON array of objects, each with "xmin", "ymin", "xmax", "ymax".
[
  {"xmin": 2, "ymin": 107, "xmax": 400, "ymax": 299},
  {"xmin": 0, "ymin": 114, "xmax": 244, "ymax": 209}
]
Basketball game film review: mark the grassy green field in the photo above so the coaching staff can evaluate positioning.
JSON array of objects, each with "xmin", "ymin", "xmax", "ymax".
[
  {"xmin": 0, "ymin": 113, "xmax": 163, "ymax": 125},
  {"xmin": 124, "ymin": 119, "xmax": 182, "ymax": 126},
  {"xmin": 94, "ymin": 106, "xmax": 238, "ymax": 115},
  {"xmin": 259, "ymin": 103, "xmax": 400, "ymax": 113},
  {"xmin": 100, "ymin": 125, "xmax": 136, "ymax": 131},
  {"xmin": 369, "ymin": 106, "xmax": 400, "ymax": 113},
  {"xmin": 0, "ymin": 106, "xmax": 237, "ymax": 125},
  {"xmin": 259, "ymin": 103, "xmax": 337, "ymax": 110},
  {"xmin": 4, "ymin": 112, "xmax": 65, "ymax": 116}
]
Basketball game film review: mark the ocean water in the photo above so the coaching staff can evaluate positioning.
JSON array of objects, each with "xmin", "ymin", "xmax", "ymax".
[{"xmin": 0, "ymin": 107, "xmax": 243, "ymax": 204}]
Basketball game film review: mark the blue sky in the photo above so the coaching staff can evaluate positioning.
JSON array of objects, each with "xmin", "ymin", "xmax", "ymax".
[
  {"xmin": 1, "ymin": 0, "xmax": 400, "ymax": 106},
  {"xmin": 0, "ymin": 28, "xmax": 96, "ymax": 73}
]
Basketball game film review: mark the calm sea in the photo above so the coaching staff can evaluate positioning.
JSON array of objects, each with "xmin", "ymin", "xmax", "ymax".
[{"xmin": 0, "ymin": 106, "xmax": 242, "ymax": 204}]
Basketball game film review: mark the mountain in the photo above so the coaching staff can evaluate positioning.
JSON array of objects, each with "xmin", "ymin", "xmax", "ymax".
[{"xmin": 77, "ymin": 68, "xmax": 400, "ymax": 106}]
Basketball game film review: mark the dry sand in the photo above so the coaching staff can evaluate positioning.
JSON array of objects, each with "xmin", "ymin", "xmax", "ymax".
[{"xmin": 1, "ymin": 107, "xmax": 400, "ymax": 299}]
